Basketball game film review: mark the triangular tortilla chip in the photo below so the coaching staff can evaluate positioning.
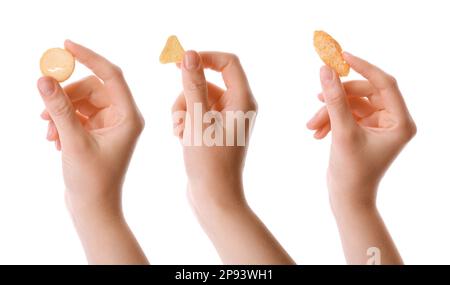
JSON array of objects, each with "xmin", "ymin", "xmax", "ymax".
[{"xmin": 160, "ymin": 35, "xmax": 185, "ymax": 64}]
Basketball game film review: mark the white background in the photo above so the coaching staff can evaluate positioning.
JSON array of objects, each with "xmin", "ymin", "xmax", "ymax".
[{"xmin": 0, "ymin": 0, "xmax": 448, "ymax": 264}]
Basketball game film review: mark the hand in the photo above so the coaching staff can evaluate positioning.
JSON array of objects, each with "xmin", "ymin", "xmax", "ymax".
[
  {"xmin": 171, "ymin": 51, "xmax": 293, "ymax": 264},
  {"xmin": 172, "ymin": 51, "xmax": 257, "ymax": 210},
  {"xmin": 38, "ymin": 40, "xmax": 147, "ymax": 264},
  {"xmin": 307, "ymin": 52, "xmax": 416, "ymax": 264},
  {"xmin": 307, "ymin": 52, "xmax": 416, "ymax": 208}
]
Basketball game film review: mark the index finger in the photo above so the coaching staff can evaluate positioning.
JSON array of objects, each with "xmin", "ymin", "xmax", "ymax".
[
  {"xmin": 64, "ymin": 40, "xmax": 123, "ymax": 83},
  {"xmin": 64, "ymin": 40, "xmax": 135, "ymax": 108},
  {"xmin": 343, "ymin": 52, "xmax": 409, "ymax": 116},
  {"xmin": 198, "ymin": 52, "xmax": 251, "ymax": 94}
]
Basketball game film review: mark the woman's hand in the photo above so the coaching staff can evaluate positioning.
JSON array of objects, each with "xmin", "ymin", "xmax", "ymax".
[
  {"xmin": 172, "ymin": 51, "xmax": 293, "ymax": 264},
  {"xmin": 172, "ymin": 51, "xmax": 257, "ymax": 209},
  {"xmin": 307, "ymin": 52, "xmax": 416, "ymax": 208},
  {"xmin": 38, "ymin": 40, "xmax": 147, "ymax": 264},
  {"xmin": 307, "ymin": 52, "xmax": 416, "ymax": 264}
]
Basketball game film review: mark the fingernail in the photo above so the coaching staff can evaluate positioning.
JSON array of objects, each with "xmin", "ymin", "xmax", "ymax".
[
  {"xmin": 184, "ymin": 51, "xmax": 200, "ymax": 70},
  {"xmin": 320, "ymin": 66, "xmax": 334, "ymax": 84},
  {"xmin": 38, "ymin": 77, "xmax": 55, "ymax": 97}
]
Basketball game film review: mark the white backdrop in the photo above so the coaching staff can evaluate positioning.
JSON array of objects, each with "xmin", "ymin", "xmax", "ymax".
[{"xmin": 0, "ymin": 0, "xmax": 448, "ymax": 264}]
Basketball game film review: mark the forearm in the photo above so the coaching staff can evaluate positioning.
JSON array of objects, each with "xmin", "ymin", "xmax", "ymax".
[
  {"xmin": 330, "ymin": 190, "xmax": 403, "ymax": 265},
  {"xmin": 188, "ymin": 180, "xmax": 295, "ymax": 265},
  {"xmin": 66, "ymin": 192, "xmax": 149, "ymax": 265}
]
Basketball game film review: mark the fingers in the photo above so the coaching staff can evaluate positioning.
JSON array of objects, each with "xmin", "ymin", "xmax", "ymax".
[
  {"xmin": 181, "ymin": 51, "xmax": 209, "ymax": 115},
  {"xmin": 199, "ymin": 52, "xmax": 251, "ymax": 95},
  {"xmin": 43, "ymin": 112, "xmax": 88, "ymax": 140},
  {"xmin": 308, "ymin": 97, "xmax": 376, "ymax": 130},
  {"xmin": 64, "ymin": 40, "xmax": 122, "ymax": 83},
  {"xmin": 37, "ymin": 77, "xmax": 87, "ymax": 148},
  {"xmin": 43, "ymin": 76, "xmax": 103, "ymax": 119},
  {"xmin": 55, "ymin": 140, "xmax": 61, "ymax": 151},
  {"xmin": 343, "ymin": 52, "xmax": 393, "ymax": 90},
  {"xmin": 172, "ymin": 82, "xmax": 225, "ymax": 114},
  {"xmin": 317, "ymin": 80, "xmax": 375, "ymax": 102},
  {"xmin": 64, "ymin": 76, "xmax": 106, "ymax": 107},
  {"xmin": 319, "ymin": 66, "xmax": 356, "ymax": 133},
  {"xmin": 72, "ymin": 100, "xmax": 100, "ymax": 118},
  {"xmin": 307, "ymin": 106, "xmax": 328, "ymax": 130},
  {"xmin": 343, "ymin": 52, "xmax": 409, "ymax": 116},
  {"xmin": 172, "ymin": 81, "xmax": 226, "ymax": 139},
  {"xmin": 47, "ymin": 121, "xmax": 58, "ymax": 141},
  {"xmin": 41, "ymin": 109, "xmax": 51, "ymax": 120},
  {"xmin": 47, "ymin": 121, "xmax": 62, "ymax": 151},
  {"xmin": 64, "ymin": 40, "xmax": 135, "ymax": 109},
  {"xmin": 314, "ymin": 122, "xmax": 330, "ymax": 140}
]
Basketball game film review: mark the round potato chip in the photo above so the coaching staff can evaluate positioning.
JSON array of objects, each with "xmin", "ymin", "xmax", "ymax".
[
  {"xmin": 314, "ymin": 31, "xmax": 349, "ymax": 77},
  {"xmin": 40, "ymin": 48, "xmax": 75, "ymax": 82}
]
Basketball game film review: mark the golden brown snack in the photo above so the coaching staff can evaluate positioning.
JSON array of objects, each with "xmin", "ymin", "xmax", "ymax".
[
  {"xmin": 314, "ymin": 31, "xmax": 350, "ymax": 77},
  {"xmin": 160, "ymin": 35, "xmax": 185, "ymax": 64},
  {"xmin": 40, "ymin": 48, "xmax": 75, "ymax": 82}
]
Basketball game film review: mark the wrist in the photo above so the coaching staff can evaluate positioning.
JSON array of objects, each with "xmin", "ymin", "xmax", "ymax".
[
  {"xmin": 328, "ymin": 185, "xmax": 378, "ymax": 218},
  {"xmin": 187, "ymin": 175, "xmax": 248, "ymax": 218},
  {"xmin": 65, "ymin": 189, "xmax": 124, "ymax": 224}
]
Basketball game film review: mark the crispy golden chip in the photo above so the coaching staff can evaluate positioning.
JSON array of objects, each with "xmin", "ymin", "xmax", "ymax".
[
  {"xmin": 40, "ymin": 48, "xmax": 75, "ymax": 82},
  {"xmin": 314, "ymin": 31, "xmax": 349, "ymax": 77},
  {"xmin": 160, "ymin": 35, "xmax": 185, "ymax": 64}
]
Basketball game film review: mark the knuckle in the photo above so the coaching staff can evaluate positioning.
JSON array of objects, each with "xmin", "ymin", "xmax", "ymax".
[
  {"xmin": 251, "ymin": 99, "xmax": 259, "ymax": 114},
  {"xmin": 137, "ymin": 115, "xmax": 146, "ymax": 133},
  {"xmin": 399, "ymin": 119, "xmax": 417, "ymax": 141},
  {"xmin": 131, "ymin": 114, "xmax": 146, "ymax": 134},
  {"xmin": 185, "ymin": 80, "xmax": 207, "ymax": 93},
  {"xmin": 247, "ymin": 95, "xmax": 258, "ymax": 113},
  {"xmin": 383, "ymin": 74, "xmax": 398, "ymax": 89},
  {"xmin": 51, "ymin": 99, "xmax": 72, "ymax": 119},
  {"xmin": 227, "ymin": 53, "xmax": 240, "ymax": 64},
  {"xmin": 110, "ymin": 65, "xmax": 124, "ymax": 78},
  {"xmin": 325, "ymin": 90, "xmax": 346, "ymax": 108}
]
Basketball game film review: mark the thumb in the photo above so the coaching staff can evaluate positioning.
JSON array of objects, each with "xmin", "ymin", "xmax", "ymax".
[
  {"xmin": 181, "ymin": 50, "xmax": 208, "ymax": 116},
  {"xmin": 37, "ymin": 77, "xmax": 86, "ymax": 148},
  {"xmin": 320, "ymin": 66, "xmax": 356, "ymax": 133}
]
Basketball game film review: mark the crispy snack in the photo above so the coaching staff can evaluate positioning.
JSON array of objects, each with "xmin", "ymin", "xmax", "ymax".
[
  {"xmin": 160, "ymin": 35, "xmax": 185, "ymax": 64},
  {"xmin": 40, "ymin": 48, "xmax": 75, "ymax": 82},
  {"xmin": 313, "ymin": 31, "xmax": 349, "ymax": 77}
]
